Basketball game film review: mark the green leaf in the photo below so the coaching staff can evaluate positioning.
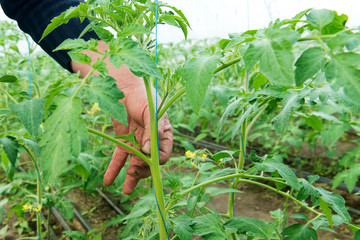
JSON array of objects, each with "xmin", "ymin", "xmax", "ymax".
[
  {"xmin": 260, "ymin": 37, "xmax": 295, "ymax": 87},
  {"xmin": 109, "ymin": 38, "xmax": 162, "ymax": 79},
  {"xmin": 282, "ymin": 224, "xmax": 318, "ymax": 240},
  {"xmin": 86, "ymin": 76, "xmax": 127, "ymax": 126},
  {"xmin": 68, "ymin": 52, "xmax": 91, "ymax": 65},
  {"xmin": 91, "ymin": 24, "xmax": 114, "ymax": 43},
  {"xmin": 322, "ymin": 12, "xmax": 348, "ymax": 35},
  {"xmin": 306, "ymin": 9, "xmax": 334, "ymax": 32},
  {"xmin": 255, "ymin": 158, "xmax": 300, "ymax": 190},
  {"xmin": 54, "ymin": 38, "xmax": 98, "ymax": 51},
  {"xmin": 295, "ymin": 47, "xmax": 326, "ymax": 86},
  {"xmin": 0, "ymin": 136, "xmax": 19, "ymax": 167},
  {"xmin": 224, "ymin": 216, "xmax": 272, "ymax": 239},
  {"xmin": 40, "ymin": 96, "xmax": 88, "ymax": 184},
  {"xmin": 183, "ymin": 53, "xmax": 221, "ymax": 114},
  {"xmin": 40, "ymin": 5, "xmax": 85, "ymax": 41},
  {"xmin": 118, "ymin": 24, "xmax": 152, "ymax": 37},
  {"xmin": 319, "ymin": 198, "xmax": 334, "ymax": 228},
  {"xmin": 164, "ymin": 172, "xmax": 181, "ymax": 190},
  {"xmin": 317, "ymin": 187, "xmax": 351, "ymax": 222},
  {"xmin": 114, "ymin": 128, "xmax": 139, "ymax": 148},
  {"xmin": 244, "ymin": 41, "xmax": 264, "ymax": 72},
  {"xmin": 321, "ymin": 124, "xmax": 349, "ymax": 146},
  {"xmin": 192, "ymin": 214, "xmax": 228, "ymax": 239},
  {"xmin": 0, "ymin": 75, "xmax": 17, "ymax": 83},
  {"xmin": 327, "ymin": 53, "xmax": 360, "ymax": 105},
  {"xmin": 172, "ymin": 215, "xmax": 193, "ymax": 240},
  {"xmin": 63, "ymin": 231, "xmax": 87, "ymax": 240},
  {"xmin": 272, "ymin": 91, "xmax": 301, "ymax": 135},
  {"xmin": 10, "ymin": 99, "xmax": 45, "ymax": 138},
  {"xmin": 332, "ymin": 163, "xmax": 360, "ymax": 193}
]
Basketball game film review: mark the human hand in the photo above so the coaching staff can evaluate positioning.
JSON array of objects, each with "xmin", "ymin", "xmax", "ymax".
[{"xmin": 103, "ymin": 65, "xmax": 173, "ymax": 195}]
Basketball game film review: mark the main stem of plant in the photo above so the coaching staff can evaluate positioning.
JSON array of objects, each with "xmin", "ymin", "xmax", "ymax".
[{"xmin": 144, "ymin": 77, "xmax": 167, "ymax": 240}]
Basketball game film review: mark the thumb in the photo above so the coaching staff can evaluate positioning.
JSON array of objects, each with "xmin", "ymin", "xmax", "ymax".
[{"xmin": 141, "ymin": 108, "xmax": 151, "ymax": 155}]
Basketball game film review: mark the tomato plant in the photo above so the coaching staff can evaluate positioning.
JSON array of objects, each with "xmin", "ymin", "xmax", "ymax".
[{"xmin": 1, "ymin": 1, "xmax": 360, "ymax": 239}]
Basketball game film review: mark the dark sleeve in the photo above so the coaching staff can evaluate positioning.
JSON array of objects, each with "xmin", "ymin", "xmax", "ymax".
[{"xmin": 0, "ymin": 0, "xmax": 99, "ymax": 71}]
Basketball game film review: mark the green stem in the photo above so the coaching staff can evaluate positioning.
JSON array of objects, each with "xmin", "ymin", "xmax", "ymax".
[
  {"xmin": 23, "ymin": 146, "xmax": 42, "ymax": 239},
  {"xmin": 144, "ymin": 77, "xmax": 167, "ymax": 240},
  {"xmin": 0, "ymin": 87, "xmax": 18, "ymax": 104},
  {"xmin": 71, "ymin": 54, "xmax": 107, "ymax": 99},
  {"xmin": 214, "ymin": 56, "xmax": 242, "ymax": 74},
  {"xmin": 157, "ymin": 57, "xmax": 242, "ymax": 119},
  {"xmin": 246, "ymin": 104, "xmax": 267, "ymax": 134},
  {"xmin": 166, "ymin": 173, "xmax": 288, "ymax": 214},
  {"xmin": 157, "ymin": 88, "xmax": 185, "ymax": 119},
  {"xmin": 87, "ymin": 128, "xmax": 151, "ymax": 165}
]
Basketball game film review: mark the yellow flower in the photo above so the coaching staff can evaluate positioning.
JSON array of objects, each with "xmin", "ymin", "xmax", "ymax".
[
  {"xmin": 186, "ymin": 150, "xmax": 196, "ymax": 159},
  {"xmin": 86, "ymin": 103, "xmax": 100, "ymax": 115},
  {"xmin": 219, "ymin": 158, "xmax": 223, "ymax": 165},
  {"xmin": 200, "ymin": 154, "xmax": 207, "ymax": 160},
  {"xmin": 22, "ymin": 203, "xmax": 33, "ymax": 211},
  {"xmin": 34, "ymin": 204, "xmax": 42, "ymax": 212}
]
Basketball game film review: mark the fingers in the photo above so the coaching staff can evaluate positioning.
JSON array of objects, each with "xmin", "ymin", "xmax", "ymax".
[
  {"xmin": 103, "ymin": 147, "xmax": 128, "ymax": 186},
  {"xmin": 123, "ymin": 157, "xmax": 151, "ymax": 195}
]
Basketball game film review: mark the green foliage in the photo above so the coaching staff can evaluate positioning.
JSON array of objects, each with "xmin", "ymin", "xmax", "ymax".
[
  {"xmin": 0, "ymin": 75, "xmax": 17, "ymax": 83},
  {"xmin": 86, "ymin": 75, "xmax": 127, "ymax": 125},
  {"xmin": 282, "ymin": 224, "xmax": 318, "ymax": 240},
  {"xmin": 10, "ymin": 98, "xmax": 45, "ymax": 138},
  {"xmin": 40, "ymin": 96, "xmax": 88, "ymax": 183},
  {"xmin": 0, "ymin": 136, "xmax": 19, "ymax": 167},
  {"xmin": 225, "ymin": 217, "xmax": 273, "ymax": 239},
  {"xmin": 182, "ymin": 53, "xmax": 221, "ymax": 114}
]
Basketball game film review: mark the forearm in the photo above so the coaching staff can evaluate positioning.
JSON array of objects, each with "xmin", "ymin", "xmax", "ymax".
[{"xmin": 0, "ymin": 0, "xmax": 99, "ymax": 71}]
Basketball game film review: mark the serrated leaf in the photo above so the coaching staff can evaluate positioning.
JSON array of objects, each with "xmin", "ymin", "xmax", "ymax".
[
  {"xmin": 295, "ymin": 47, "xmax": 326, "ymax": 86},
  {"xmin": 317, "ymin": 187, "xmax": 351, "ymax": 222},
  {"xmin": 40, "ymin": 96, "xmax": 88, "ymax": 184},
  {"xmin": 10, "ymin": 99, "xmax": 45, "ymax": 138},
  {"xmin": 68, "ymin": 52, "xmax": 91, "ymax": 65},
  {"xmin": 91, "ymin": 24, "xmax": 114, "ymax": 43},
  {"xmin": 327, "ymin": 53, "xmax": 360, "ymax": 105},
  {"xmin": 164, "ymin": 172, "xmax": 181, "ymax": 190},
  {"xmin": 306, "ymin": 9, "xmax": 334, "ymax": 31},
  {"xmin": 40, "ymin": 5, "xmax": 84, "ymax": 41},
  {"xmin": 118, "ymin": 24, "xmax": 152, "ymax": 37},
  {"xmin": 260, "ymin": 38, "xmax": 295, "ymax": 87},
  {"xmin": 183, "ymin": 53, "xmax": 221, "ymax": 114},
  {"xmin": 282, "ymin": 224, "xmax": 318, "ymax": 240},
  {"xmin": 86, "ymin": 76, "xmax": 127, "ymax": 126},
  {"xmin": 322, "ymin": 12, "xmax": 348, "ymax": 35},
  {"xmin": 332, "ymin": 164, "xmax": 360, "ymax": 193},
  {"xmin": 192, "ymin": 214, "xmax": 228, "ymax": 239},
  {"xmin": 172, "ymin": 215, "xmax": 193, "ymax": 240},
  {"xmin": 272, "ymin": 91, "xmax": 301, "ymax": 135},
  {"xmin": 255, "ymin": 158, "xmax": 300, "ymax": 190},
  {"xmin": 109, "ymin": 38, "xmax": 162, "ymax": 79},
  {"xmin": 224, "ymin": 216, "xmax": 272, "ymax": 239},
  {"xmin": 0, "ymin": 136, "xmax": 19, "ymax": 167},
  {"xmin": 244, "ymin": 41, "xmax": 264, "ymax": 72},
  {"xmin": 0, "ymin": 75, "xmax": 17, "ymax": 83},
  {"xmin": 54, "ymin": 38, "xmax": 98, "ymax": 51}
]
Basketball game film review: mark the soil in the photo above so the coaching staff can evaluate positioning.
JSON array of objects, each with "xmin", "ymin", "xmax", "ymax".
[{"xmin": 1, "ymin": 150, "xmax": 359, "ymax": 240}]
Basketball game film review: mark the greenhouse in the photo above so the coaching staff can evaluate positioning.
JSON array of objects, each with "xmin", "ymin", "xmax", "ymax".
[{"xmin": 0, "ymin": 0, "xmax": 359, "ymax": 239}]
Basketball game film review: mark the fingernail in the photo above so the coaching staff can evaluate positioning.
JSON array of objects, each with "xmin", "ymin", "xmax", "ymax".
[{"xmin": 143, "ymin": 141, "xmax": 151, "ymax": 154}]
